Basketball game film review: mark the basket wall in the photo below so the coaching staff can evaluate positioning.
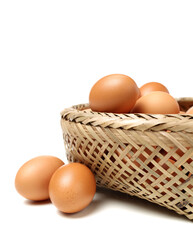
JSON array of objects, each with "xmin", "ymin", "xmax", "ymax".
[{"xmin": 61, "ymin": 100, "xmax": 193, "ymax": 220}]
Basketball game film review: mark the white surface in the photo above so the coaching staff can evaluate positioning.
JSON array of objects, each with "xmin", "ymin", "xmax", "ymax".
[{"xmin": 0, "ymin": 0, "xmax": 193, "ymax": 239}]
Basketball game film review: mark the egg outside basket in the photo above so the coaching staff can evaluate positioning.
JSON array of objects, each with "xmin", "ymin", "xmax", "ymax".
[{"xmin": 60, "ymin": 98, "xmax": 193, "ymax": 220}]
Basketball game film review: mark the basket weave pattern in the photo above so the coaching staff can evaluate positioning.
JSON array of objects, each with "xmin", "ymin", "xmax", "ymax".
[{"xmin": 61, "ymin": 99, "xmax": 193, "ymax": 220}]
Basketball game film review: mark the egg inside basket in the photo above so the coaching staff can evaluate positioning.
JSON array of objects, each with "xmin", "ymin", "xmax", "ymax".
[{"xmin": 60, "ymin": 98, "xmax": 193, "ymax": 220}]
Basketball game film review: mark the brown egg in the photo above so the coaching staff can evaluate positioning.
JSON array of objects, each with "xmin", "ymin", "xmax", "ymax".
[
  {"xmin": 140, "ymin": 82, "xmax": 169, "ymax": 96},
  {"xmin": 186, "ymin": 106, "xmax": 193, "ymax": 114},
  {"xmin": 89, "ymin": 74, "xmax": 140, "ymax": 113},
  {"xmin": 49, "ymin": 163, "xmax": 96, "ymax": 213},
  {"xmin": 131, "ymin": 91, "xmax": 180, "ymax": 114},
  {"xmin": 15, "ymin": 156, "xmax": 64, "ymax": 201}
]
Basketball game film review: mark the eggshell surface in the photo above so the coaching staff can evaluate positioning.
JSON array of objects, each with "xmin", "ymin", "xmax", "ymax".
[
  {"xmin": 89, "ymin": 74, "xmax": 140, "ymax": 113},
  {"xmin": 49, "ymin": 162, "xmax": 96, "ymax": 213},
  {"xmin": 15, "ymin": 156, "xmax": 64, "ymax": 201},
  {"xmin": 140, "ymin": 82, "xmax": 169, "ymax": 96},
  {"xmin": 186, "ymin": 106, "xmax": 193, "ymax": 114},
  {"xmin": 131, "ymin": 91, "xmax": 180, "ymax": 114}
]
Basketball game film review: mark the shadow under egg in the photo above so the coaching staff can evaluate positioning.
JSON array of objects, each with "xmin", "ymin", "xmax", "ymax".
[{"xmin": 24, "ymin": 199, "xmax": 52, "ymax": 206}]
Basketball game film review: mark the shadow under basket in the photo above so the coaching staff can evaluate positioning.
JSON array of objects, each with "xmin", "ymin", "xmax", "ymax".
[{"xmin": 60, "ymin": 97, "xmax": 193, "ymax": 220}]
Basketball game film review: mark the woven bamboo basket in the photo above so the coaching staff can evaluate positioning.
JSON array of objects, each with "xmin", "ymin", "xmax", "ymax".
[{"xmin": 60, "ymin": 97, "xmax": 193, "ymax": 220}]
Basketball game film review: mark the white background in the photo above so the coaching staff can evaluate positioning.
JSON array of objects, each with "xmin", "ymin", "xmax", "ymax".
[{"xmin": 0, "ymin": 0, "xmax": 193, "ymax": 239}]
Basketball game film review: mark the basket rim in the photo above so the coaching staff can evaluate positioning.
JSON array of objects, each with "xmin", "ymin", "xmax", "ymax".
[{"xmin": 60, "ymin": 98, "xmax": 193, "ymax": 132}]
